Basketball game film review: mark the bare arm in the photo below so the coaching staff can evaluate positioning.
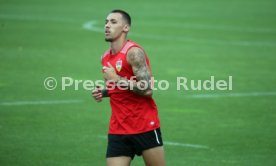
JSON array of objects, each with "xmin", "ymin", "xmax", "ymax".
[{"xmin": 126, "ymin": 47, "xmax": 152, "ymax": 96}]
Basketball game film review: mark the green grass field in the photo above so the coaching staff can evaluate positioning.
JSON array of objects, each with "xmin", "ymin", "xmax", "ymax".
[{"xmin": 1, "ymin": 0, "xmax": 276, "ymax": 165}]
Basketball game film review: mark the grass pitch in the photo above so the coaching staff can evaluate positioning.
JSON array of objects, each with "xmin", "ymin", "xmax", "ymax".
[{"xmin": 1, "ymin": 0, "xmax": 276, "ymax": 165}]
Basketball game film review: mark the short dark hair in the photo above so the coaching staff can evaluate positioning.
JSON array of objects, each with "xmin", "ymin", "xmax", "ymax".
[{"xmin": 110, "ymin": 9, "xmax": 131, "ymax": 26}]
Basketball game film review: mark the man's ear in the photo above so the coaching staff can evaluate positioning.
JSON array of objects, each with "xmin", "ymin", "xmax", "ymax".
[{"xmin": 123, "ymin": 24, "xmax": 130, "ymax": 33}]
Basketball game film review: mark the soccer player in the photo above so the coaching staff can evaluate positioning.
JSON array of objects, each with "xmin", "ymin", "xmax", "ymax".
[{"xmin": 92, "ymin": 9, "xmax": 165, "ymax": 166}]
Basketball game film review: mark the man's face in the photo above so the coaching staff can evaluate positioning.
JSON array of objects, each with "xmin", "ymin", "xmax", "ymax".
[{"xmin": 105, "ymin": 13, "xmax": 129, "ymax": 42}]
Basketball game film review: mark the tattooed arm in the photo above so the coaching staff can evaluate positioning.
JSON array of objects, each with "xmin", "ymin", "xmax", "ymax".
[
  {"xmin": 102, "ymin": 47, "xmax": 152, "ymax": 96},
  {"xmin": 126, "ymin": 47, "xmax": 152, "ymax": 96}
]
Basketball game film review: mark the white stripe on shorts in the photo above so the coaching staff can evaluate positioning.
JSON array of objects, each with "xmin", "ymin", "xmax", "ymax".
[{"xmin": 154, "ymin": 129, "xmax": 160, "ymax": 144}]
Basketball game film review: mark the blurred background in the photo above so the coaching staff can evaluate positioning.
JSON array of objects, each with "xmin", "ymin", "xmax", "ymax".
[{"xmin": 0, "ymin": 0, "xmax": 276, "ymax": 165}]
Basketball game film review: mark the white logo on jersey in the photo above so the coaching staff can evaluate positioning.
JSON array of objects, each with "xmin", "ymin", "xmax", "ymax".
[{"xmin": 116, "ymin": 59, "xmax": 122, "ymax": 72}]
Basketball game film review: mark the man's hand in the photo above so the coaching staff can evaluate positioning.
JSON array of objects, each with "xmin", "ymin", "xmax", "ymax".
[
  {"xmin": 103, "ymin": 62, "xmax": 120, "ymax": 82},
  {"xmin": 91, "ymin": 86, "xmax": 103, "ymax": 102}
]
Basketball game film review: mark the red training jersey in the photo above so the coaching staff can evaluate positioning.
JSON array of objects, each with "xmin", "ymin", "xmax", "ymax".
[{"xmin": 101, "ymin": 40, "xmax": 160, "ymax": 134}]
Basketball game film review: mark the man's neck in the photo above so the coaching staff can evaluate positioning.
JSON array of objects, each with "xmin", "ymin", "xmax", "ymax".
[{"xmin": 110, "ymin": 38, "xmax": 127, "ymax": 55}]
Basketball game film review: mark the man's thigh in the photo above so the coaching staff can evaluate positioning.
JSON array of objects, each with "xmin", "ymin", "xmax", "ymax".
[
  {"xmin": 142, "ymin": 146, "xmax": 165, "ymax": 166},
  {"xmin": 106, "ymin": 156, "xmax": 132, "ymax": 166}
]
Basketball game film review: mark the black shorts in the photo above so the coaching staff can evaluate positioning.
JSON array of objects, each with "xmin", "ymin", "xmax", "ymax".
[{"xmin": 106, "ymin": 128, "xmax": 163, "ymax": 159}]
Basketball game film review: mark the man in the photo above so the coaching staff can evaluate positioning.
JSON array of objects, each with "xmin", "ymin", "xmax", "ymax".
[{"xmin": 92, "ymin": 9, "xmax": 165, "ymax": 166}]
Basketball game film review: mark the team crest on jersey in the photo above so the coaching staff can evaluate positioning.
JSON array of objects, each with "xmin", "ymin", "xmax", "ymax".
[{"xmin": 116, "ymin": 59, "xmax": 122, "ymax": 72}]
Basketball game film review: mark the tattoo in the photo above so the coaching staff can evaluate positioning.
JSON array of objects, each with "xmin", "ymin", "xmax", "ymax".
[
  {"xmin": 102, "ymin": 89, "xmax": 109, "ymax": 97},
  {"xmin": 127, "ymin": 47, "xmax": 152, "ymax": 96}
]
